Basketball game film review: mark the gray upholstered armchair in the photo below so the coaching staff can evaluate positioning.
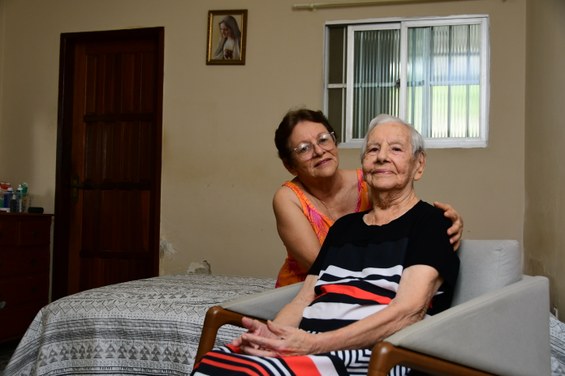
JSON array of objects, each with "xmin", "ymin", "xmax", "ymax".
[{"xmin": 195, "ymin": 240, "xmax": 551, "ymax": 375}]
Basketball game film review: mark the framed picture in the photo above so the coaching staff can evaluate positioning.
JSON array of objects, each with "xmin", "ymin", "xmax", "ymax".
[{"xmin": 206, "ymin": 9, "xmax": 247, "ymax": 65}]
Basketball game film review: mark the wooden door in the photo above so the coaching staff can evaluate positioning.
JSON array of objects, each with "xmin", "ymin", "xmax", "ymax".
[{"xmin": 52, "ymin": 28, "xmax": 164, "ymax": 299}]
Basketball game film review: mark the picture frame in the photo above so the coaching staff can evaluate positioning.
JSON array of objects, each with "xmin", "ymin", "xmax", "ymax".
[{"xmin": 206, "ymin": 9, "xmax": 247, "ymax": 65}]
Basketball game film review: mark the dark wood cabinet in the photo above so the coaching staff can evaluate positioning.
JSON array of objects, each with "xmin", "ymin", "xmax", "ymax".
[{"xmin": 0, "ymin": 214, "xmax": 52, "ymax": 343}]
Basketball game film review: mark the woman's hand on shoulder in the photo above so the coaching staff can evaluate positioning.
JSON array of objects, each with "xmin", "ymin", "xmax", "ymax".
[{"xmin": 433, "ymin": 201, "xmax": 463, "ymax": 251}]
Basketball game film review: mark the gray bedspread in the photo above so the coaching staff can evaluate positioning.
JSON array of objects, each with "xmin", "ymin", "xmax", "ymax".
[{"xmin": 3, "ymin": 274, "xmax": 274, "ymax": 376}]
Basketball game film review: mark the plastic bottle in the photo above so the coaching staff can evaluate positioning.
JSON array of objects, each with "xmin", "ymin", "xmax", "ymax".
[
  {"xmin": 21, "ymin": 183, "xmax": 29, "ymax": 212},
  {"xmin": 16, "ymin": 185, "xmax": 23, "ymax": 213},
  {"xmin": 4, "ymin": 187, "xmax": 13, "ymax": 209},
  {"xmin": 9, "ymin": 190, "xmax": 17, "ymax": 213}
]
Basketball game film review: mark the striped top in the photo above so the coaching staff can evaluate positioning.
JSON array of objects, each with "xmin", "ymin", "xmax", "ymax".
[{"xmin": 300, "ymin": 200, "xmax": 460, "ymax": 333}]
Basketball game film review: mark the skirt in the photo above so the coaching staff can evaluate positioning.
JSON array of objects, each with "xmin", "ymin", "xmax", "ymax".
[{"xmin": 191, "ymin": 344, "xmax": 409, "ymax": 376}]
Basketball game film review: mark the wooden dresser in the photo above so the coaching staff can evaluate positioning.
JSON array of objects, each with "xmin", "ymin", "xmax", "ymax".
[{"xmin": 0, "ymin": 213, "xmax": 52, "ymax": 343}]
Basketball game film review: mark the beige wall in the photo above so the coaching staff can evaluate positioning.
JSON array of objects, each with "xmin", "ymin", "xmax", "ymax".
[
  {"xmin": 524, "ymin": 0, "xmax": 565, "ymax": 316},
  {"xmin": 0, "ymin": 0, "xmax": 532, "ymax": 291}
]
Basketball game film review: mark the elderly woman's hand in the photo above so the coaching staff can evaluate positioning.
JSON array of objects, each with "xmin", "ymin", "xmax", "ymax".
[
  {"xmin": 238, "ymin": 320, "xmax": 318, "ymax": 357},
  {"xmin": 433, "ymin": 201, "xmax": 464, "ymax": 250},
  {"xmin": 230, "ymin": 317, "xmax": 278, "ymax": 349}
]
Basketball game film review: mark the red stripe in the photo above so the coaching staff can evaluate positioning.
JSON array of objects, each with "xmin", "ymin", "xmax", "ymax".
[
  {"xmin": 226, "ymin": 343, "xmax": 241, "ymax": 352},
  {"xmin": 319, "ymin": 284, "xmax": 392, "ymax": 305},
  {"xmin": 200, "ymin": 357, "xmax": 262, "ymax": 376},
  {"xmin": 203, "ymin": 352, "xmax": 270, "ymax": 376},
  {"xmin": 284, "ymin": 356, "xmax": 322, "ymax": 375}
]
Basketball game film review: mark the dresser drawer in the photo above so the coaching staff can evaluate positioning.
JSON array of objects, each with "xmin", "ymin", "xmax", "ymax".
[
  {"xmin": 0, "ymin": 249, "xmax": 50, "ymax": 276},
  {"xmin": 18, "ymin": 217, "xmax": 52, "ymax": 245},
  {"xmin": 0, "ymin": 299, "xmax": 46, "ymax": 342},
  {"xmin": 0, "ymin": 274, "xmax": 49, "ymax": 341},
  {"xmin": 0, "ymin": 273, "xmax": 49, "ymax": 308},
  {"xmin": 0, "ymin": 214, "xmax": 52, "ymax": 246},
  {"xmin": 0, "ymin": 214, "xmax": 52, "ymax": 342},
  {"xmin": 0, "ymin": 220, "xmax": 19, "ymax": 245}
]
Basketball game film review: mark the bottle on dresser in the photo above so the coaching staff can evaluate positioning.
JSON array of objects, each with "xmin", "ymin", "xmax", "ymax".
[{"xmin": 10, "ymin": 189, "xmax": 18, "ymax": 213}]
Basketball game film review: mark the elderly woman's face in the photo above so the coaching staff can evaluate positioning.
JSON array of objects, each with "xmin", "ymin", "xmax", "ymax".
[{"xmin": 362, "ymin": 122, "xmax": 424, "ymax": 192}]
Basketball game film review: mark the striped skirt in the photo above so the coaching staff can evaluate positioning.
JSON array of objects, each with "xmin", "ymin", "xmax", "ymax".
[{"xmin": 191, "ymin": 344, "xmax": 409, "ymax": 376}]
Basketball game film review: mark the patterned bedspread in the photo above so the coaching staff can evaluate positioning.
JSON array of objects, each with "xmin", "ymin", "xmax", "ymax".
[
  {"xmin": 5, "ymin": 274, "xmax": 565, "ymax": 376},
  {"xmin": 3, "ymin": 274, "xmax": 275, "ymax": 376}
]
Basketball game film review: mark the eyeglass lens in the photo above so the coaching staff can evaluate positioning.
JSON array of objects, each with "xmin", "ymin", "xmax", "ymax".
[{"xmin": 294, "ymin": 132, "xmax": 335, "ymax": 158}]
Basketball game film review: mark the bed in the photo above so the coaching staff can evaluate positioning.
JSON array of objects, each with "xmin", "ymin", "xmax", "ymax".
[
  {"xmin": 3, "ymin": 274, "xmax": 274, "ymax": 376},
  {"xmin": 4, "ymin": 273, "xmax": 565, "ymax": 376}
]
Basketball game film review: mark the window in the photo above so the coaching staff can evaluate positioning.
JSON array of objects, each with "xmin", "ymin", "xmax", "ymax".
[{"xmin": 324, "ymin": 15, "xmax": 489, "ymax": 148}]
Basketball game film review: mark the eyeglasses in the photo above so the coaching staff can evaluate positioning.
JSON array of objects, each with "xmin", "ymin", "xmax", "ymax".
[{"xmin": 292, "ymin": 132, "xmax": 336, "ymax": 160}]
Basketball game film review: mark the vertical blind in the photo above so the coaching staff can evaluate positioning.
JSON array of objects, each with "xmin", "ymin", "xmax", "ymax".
[
  {"xmin": 350, "ymin": 23, "xmax": 481, "ymax": 139},
  {"xmin": 406, "ymin": 23, "xmax": 481, "ymax": 138},
  {"xmin": 353, "ymin": 29, "xmax": 400, "ymax": 139}
]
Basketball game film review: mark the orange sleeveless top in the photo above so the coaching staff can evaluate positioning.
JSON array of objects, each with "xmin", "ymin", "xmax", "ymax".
[{"xmin": 275, "ymin": 169, "xmax": 371, "ymax": 287}]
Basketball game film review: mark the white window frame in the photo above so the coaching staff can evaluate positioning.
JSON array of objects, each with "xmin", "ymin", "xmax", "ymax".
[{"xmin": 324, "ymin": 15, "xmax": 490, "ymax": 149}]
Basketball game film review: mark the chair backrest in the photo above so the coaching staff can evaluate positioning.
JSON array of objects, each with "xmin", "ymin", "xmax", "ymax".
[{"xmin": 451, "ymin": 239, "xmax": 523, "ymax": 306}]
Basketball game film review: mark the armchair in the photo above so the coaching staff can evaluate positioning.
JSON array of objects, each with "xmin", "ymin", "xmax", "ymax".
[{"xmin": 195, "ymin": 240, "xmax": 551, "ymax": 375}]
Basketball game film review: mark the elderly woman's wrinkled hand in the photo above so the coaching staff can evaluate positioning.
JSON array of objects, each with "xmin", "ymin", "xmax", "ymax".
[
  {"xmin": 238, "ymin": 320, "xmax": 317, "ymax": 357},
  {"xmin": 230, "ymin": 317, "xmax": 278, "ymax": 349}
]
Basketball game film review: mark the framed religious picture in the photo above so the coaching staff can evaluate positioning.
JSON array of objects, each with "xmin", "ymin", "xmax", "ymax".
[{"xmin": 206, "ymin": 9, "xmax": 247, "ymax": 65}]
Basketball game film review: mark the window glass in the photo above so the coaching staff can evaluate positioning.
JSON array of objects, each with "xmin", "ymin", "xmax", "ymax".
[{"xmin": 324, "ymin": 16, "xmax": 489, "ymax": 148}]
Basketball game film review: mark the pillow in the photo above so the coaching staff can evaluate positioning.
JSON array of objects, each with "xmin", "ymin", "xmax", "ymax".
[{"xmin": 452, "ymin": 239, "xmax": 522, "ymax": 306}]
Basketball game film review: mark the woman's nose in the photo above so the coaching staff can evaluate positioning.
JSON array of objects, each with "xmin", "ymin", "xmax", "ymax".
[
  {"xmin": 312, "ymin": 143, "xmax": 325, "ymax": 156},
  {"xmin": 376, "ymin": 148, "xmax": 389, "ymax": 162}
]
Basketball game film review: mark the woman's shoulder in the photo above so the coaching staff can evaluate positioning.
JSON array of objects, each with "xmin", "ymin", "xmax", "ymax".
[
  {"xmin": 273, "ymin": 180, "xmax": 302, "ymax": 206},
  {"xmin": 409, "ymin": 200, "xmax": 450, "ymax": 226},
  {"xmin": 414, "ymin": 200, "xmax": 442, "ymax": 214}
]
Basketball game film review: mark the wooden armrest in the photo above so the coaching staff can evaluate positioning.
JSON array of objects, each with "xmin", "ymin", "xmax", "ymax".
[
  {"xmin": 195, "ymin": 306, "xmax": 245, "ymax": 364},
  {"xmin": 368, "ymin": 342, "xmax": 494, "ymax": 376},
  {"xmin": 195, "ymin": 306, "xmax": 268, "ymax": 364},
  {"xmin": 195, "ymin": 283, "xmax": 302, "ymax": 365}
]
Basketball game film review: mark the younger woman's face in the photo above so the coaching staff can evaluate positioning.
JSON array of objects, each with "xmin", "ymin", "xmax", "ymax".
[{"xmin": 219, "ymin": 22, "xmax": 233, "ymax": 38}]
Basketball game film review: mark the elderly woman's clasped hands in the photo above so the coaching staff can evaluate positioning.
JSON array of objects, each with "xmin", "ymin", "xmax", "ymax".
[{"xmin": 232, "ymin": 317, "xmax": 318, "ymax": 357}]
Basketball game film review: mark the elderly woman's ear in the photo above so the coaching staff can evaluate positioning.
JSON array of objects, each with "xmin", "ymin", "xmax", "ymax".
[{"xmin": 413, "ymin": 152, "xmax": 426, "ymax": 181}]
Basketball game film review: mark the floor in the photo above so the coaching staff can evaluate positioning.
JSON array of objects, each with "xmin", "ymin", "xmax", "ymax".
[{"xmin": 0, "ymin": 340, "xmax": 18, "ymax": 375}]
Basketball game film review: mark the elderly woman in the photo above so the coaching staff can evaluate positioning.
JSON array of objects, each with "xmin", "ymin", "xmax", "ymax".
[
  {"xmin": 192, "ymin": 115, "xmax": 460, "ymax": 376},
  {"xmin": 274, "ymin": 108, "xmax": 463, "ymax": 286}
]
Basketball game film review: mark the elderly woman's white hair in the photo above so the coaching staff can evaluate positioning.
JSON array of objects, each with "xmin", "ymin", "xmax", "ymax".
[{"xmin": 360, "ymin": 114, "xmax": 425, "ymax": 161}]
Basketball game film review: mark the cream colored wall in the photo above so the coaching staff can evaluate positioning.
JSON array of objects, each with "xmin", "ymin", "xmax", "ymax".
[
  {"xmin": 0, "ymin": 0, "xmax": 526, "ymax": 280},
  {"xmin": 524, "ymin": 0, "xmax": 565, "ymax": 315}
]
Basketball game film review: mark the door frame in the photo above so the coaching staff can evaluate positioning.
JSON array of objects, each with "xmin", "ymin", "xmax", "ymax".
[{"xmin": 52, "ymin": 27, "xmax": 164, "ymax": 300}]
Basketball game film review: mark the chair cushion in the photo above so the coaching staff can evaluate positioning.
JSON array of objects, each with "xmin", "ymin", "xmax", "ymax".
[{"xmin": 452, "ymin": 239, "xmax": 522, "ymax": 306}]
